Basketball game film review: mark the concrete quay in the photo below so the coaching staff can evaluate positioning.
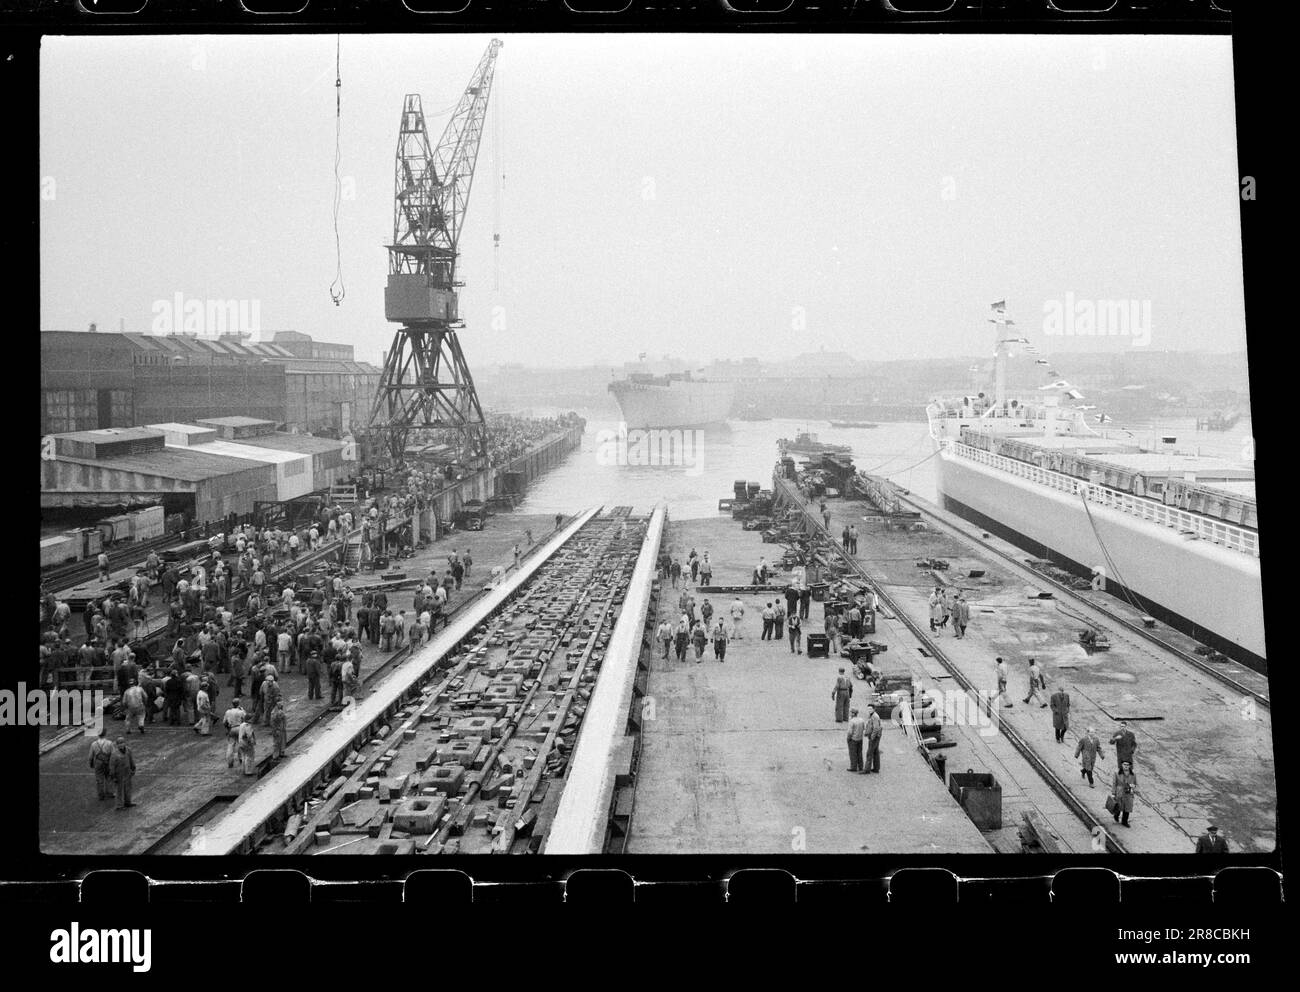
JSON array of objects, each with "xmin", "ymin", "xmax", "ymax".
[
  {"xmin": 779, "ymin": 476, "xmax": 1276, "ymax": 854},
  {"xmin": 626, "ymin": 516, "xmax": 993, "ymax": 855}
]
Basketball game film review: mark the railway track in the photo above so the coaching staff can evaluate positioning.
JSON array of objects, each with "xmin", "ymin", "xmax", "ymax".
[
  {"xmin": 137, "ymin": 587, "xmax": 491, "ymax": 856},
  {"xmin": 175, "ymin": 507, "xmax": 650, "ymax": 856},
  {"xmin": 41, "ymin": 532, "xmax": 184, "ymax": 593},
  {"xmin": 775, "ymin": 479, "xmax": 1130, "ymax": 853},
  {"xmin": 894, "ymin": 492, "xmax": 1270, "ymax": 711}
]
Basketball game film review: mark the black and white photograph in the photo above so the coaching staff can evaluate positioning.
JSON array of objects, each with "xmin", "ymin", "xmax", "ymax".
[{"xmin": 31, "ymin": 22, "xmax": 1273, "ymax": 880}]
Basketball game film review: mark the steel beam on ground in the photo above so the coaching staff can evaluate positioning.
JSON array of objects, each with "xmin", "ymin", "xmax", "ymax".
[{"xmin": 544, "ymin": 501, "xmax": 666, "ymax": 854}]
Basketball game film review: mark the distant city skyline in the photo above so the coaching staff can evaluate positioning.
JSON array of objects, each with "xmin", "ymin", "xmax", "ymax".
[{"xmin": 41, "ymin": 34, "xmax": 1248, "ymax": 367}]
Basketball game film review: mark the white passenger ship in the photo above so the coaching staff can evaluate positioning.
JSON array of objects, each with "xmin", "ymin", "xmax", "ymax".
[{"xmin": 927, "ymin": 312, "xmax": 1263, "ymax": 666}]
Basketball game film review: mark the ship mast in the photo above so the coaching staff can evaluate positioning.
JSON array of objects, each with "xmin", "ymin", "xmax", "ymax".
[{"xmin": 988, "ymin": 302, "xmax": 1016, "ymax": 412}]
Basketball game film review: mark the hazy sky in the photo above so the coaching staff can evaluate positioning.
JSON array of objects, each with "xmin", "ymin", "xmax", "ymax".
[{"xmin": 41, "ymin": 33, "xmax": 1246, "ymax": 367}]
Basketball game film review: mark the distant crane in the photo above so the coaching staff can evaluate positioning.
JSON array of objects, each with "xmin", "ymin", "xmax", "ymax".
[{"xmin": 367, "ymin": 39, "xmax": 503, "ymax": 466}]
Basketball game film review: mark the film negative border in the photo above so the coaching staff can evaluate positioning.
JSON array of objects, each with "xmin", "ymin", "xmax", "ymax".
[
  {"xmin": 8, "ymin": 0, "xmax": 1281, "ymax": 912},
  {"xmin": 0, "ymin": 866, "xmax": 1285, "ymax": 906},
  {"xmin": 1, "ymin": 0, "xmax": 1237, "ymax": 30}
]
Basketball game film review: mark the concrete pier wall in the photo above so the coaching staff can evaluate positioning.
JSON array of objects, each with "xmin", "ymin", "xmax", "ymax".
[{"xmin": 427, "ymin": 424, "xmax": 584, "ymax": 530}]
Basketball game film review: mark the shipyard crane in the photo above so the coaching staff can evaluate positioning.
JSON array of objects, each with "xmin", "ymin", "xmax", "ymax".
[{"xmin": 367, "ymin": 39, "xmax": 502, "ymax": 466}]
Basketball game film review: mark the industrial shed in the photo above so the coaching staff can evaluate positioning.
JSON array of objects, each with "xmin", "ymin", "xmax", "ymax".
[
  {"xmin": 40, "ymin": 419, "xmax": 355, "ymax": 526},
  {"xmin": 41, "ymin": 427, "xmax": 278, "ymax": 522}
]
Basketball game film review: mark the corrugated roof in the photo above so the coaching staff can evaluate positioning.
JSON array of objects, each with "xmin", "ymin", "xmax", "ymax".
[
  {"xmin": 56, "ymin": 446, "xmax": 269, "ymax": 482},
  {"xmin": 122, "ymin": 333, "xmax": 162, "ymax": 351},
  {"xmin": 241, "ymin": 432, "xmax": 349, "ymax": 456},
  {"xmin": 197, "ymin": 416, "xmax": 276, "ymax": 428},
  {"xmin": 187, "ymin": 440, "xmax": 307, "ymax": 466},
  {"xmin": 281, "ymin": 360, "xmax": 380, "ymax": 375},
  {"xmin": 54, "ymin": 427, "xmax": 164, "ymax": 444}
]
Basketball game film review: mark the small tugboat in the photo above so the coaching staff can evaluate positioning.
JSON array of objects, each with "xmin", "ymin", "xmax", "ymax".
[{"xmin": 778, "ymin": 430, "xmax": 852, "ymax": 456}]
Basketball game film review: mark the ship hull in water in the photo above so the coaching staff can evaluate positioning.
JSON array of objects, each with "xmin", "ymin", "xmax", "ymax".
[
  {"xmin": 935, "ymin": 446, "xmax": 1266, "ymax": 669},
  {"xmin": 609, "ymin": 379, "xmax": 736, "ymax": 429}
]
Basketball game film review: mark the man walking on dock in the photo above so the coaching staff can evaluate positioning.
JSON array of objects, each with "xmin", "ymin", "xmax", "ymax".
[
  {"xmin": 993, "ymin": 657, "xmax": 1014, "ymax": 708},
  {"xmin": 674, "ymin": 618, "xmax": 689, "ymax": 663},
  {"xmin": 1110, "ymin": 721, "xmax": 1138, "ymax": 768},
  {"xmin": 712, "ymin": 618, "xmax": 728, "ymax": 662},
  {"xmin": 223, "ymin": 699, "xmax": 246, "ymax": 768},
  {"xmin": 929, "ymin": 589, "xmax": 944, "ymax": 633},
  {"xmin": 729, "ymin": 597, "xmax": 745, "ymax": 639},
  {"xmin": 236, "ymin": 720, "xmax": 257, "ymax": 776},
  {"xmin": 1075, "ymin": 727, "xmax": 1103, "ymax": 787},
  {"xmin": 122, "ymin": 680, "xmax": 147, "ymax": 735},
  {"xmin": 833, "ymin": 668, "xmax": 853, "ymax": 722},
  {"xmin": 1024, "ymin": 658, "xmax": 1047, "ymax": 707},
  {"xmin": 657, "ymin": 619, "xmax": 673, "ymax": 660},
  {"xmin": 1109, "ymin": 760, "xmax": 1137, "ymax": 828},
  {"xmin": 847, "ymin": 708, "xmax": 865, "ymax": 772},
  {"xmin": 691, "ymin": 620, "xmax": 708, "ymax": 663},
  {"xmin": 952, "ymin": 593, "xmax": 970, "ymax": 639},
  {"xmin": 761, "ymin": 603, "xmax": 774, "ymax": 641},
  {"xmin": 109, "ymin": 738, "xmax": 136, "ymax": 810},
  {"xmin": 1050, "ymin": 685, "xmax": 1071, "ymax": 742},
  {"xmin": 864, "ymin": 708, "xmax": 883, "ymax": 773},
  {"xmin": 89, "ymin": 729, "xmax": 114, "ymax": 800},
  {"xmin": 825, "ymin": 610, "xmax": 841, "ymax": 656},
  {"xmin": 788, "ymin": 612, "xmax": 802, "ymax": 654}
]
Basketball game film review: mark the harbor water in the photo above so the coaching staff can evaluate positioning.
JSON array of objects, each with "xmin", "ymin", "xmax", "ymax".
[{"xmin": 514, "ymin": 407, "xmax": 1254, "ymax": 520}]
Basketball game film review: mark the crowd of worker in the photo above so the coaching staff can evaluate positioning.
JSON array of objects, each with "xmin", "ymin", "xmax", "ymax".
[
  {"xmin": 43, "ymin": 493, "xmax": 558, "ymax": 821},
  {"xmin": 483, "ymin": 412, "xmax": 584, "ymax": 468},
  {"xmin": 647, "ymin": 512, "xmax": 1229, "ymax": 854}
]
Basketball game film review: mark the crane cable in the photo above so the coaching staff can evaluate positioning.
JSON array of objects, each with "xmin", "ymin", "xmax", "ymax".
[
  {"xmin": 492, "ymin": 60, "xmax": 503, "ymax": 291},
  {"xmin": 328, "ymin": 35, "xmax": 346, "ymax": 306}
]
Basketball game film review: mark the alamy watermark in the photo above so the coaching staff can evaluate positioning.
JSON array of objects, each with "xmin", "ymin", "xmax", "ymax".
[
  {"xmin": 890, "ymin": 683, "xmax": 1000, "ymax": 737},
  {"xmin": 1, "ymin": 683, "xmax": 105, "ymax": 735},
  {"xmin": 595, "ymin": 423, "xmax": 705, "ymax": 477},
  {"xmin": 150, "ymin": 293, "xmax": 262, "ymax": 337},
  {"xmin": 1043, "ymin": 292, "xmax": 1151, "ymax": 347}
]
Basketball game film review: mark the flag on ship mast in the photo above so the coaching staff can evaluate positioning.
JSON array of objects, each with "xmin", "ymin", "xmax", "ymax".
[
  {"xmin": 991, "ymin": 300, "xmax": 1006, "ymax": 314},
  {"xmin": 1039, "ymin": 379, "xmax": 1071, "ymax": 390},
  {"xmin": 1094, "ymin": 412, "xmax": 1111, "ymax": 423}
]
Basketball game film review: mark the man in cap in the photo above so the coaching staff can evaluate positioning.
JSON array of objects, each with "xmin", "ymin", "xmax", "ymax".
[
  {"xmin": 1194, "ymin": 825, "xmax": 1229, "ymax": 854},
  {"xmin": 864, "ymin": 707, "xmax": 883, "ymax": 773},
  {"xmin": 846, "ymin": 708, "xmax": 866, "ymax": 773},
  {"xmin": 223, "ymin": 698, "xmax": 247, "ymax": 768},
  {"xmin": 1110, "ymin": 720, "xmax": 1138, "ymax": 768}
]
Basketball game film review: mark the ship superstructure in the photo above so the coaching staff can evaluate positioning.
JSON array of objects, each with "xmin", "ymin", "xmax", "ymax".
[{"xmin": 927, "ymin": 308, "xmax": 1263, "ymax": 665}]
